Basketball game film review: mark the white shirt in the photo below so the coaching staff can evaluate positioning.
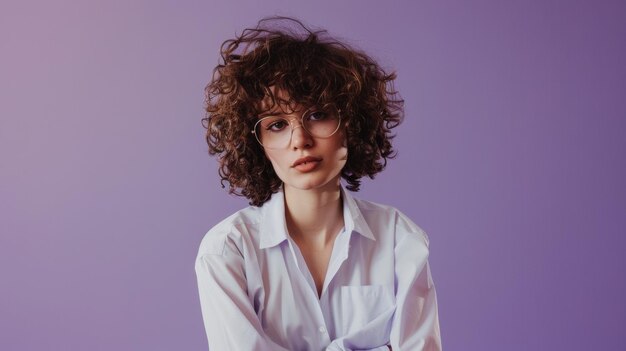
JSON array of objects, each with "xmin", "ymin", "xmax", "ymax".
[{"xmin": 195, "ymin": 186, "xmax": 442, "ymax": 350}]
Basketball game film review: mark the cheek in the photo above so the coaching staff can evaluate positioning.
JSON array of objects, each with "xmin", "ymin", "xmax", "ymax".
[
  {"xmin": 264, "ymin": 151, "xmax": 286, "ymax": 175},
  {"xmin": 335, "ymin": 132, "xmax": 349, "ymax": 160}
]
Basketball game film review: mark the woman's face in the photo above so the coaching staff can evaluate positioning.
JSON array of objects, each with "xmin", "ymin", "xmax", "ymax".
[{"xmin": 258, "ymin": 99, "xmax": 348, "ymax": 194}]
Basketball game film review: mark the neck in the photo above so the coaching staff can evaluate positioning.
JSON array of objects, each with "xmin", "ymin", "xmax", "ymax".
[{"xmin": 283, "ymin": 180, "xmax": 344, "ymax": 247}]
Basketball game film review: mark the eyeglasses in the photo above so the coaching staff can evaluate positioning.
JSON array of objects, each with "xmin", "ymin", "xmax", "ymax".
[{"xmin": 251, "ymin": 104, "xmax": 342, "ymax": 149}]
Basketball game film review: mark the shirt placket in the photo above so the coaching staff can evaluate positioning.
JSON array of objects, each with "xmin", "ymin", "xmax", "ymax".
[
  {"xmin": 285, "ymin": 237, "xmax": 332, "ymax": 348},
  {"xmin": 320, "ymin": 228, "xmax": 351, "ymax": 298},
  {"xmin": 287, "ymin": 229, "xmax": 353, "ymax": 342}
]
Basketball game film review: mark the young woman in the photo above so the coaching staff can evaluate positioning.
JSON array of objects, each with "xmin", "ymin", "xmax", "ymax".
[{"xmin": 196, "ymin": 17, "xmax": 442, "ymax": 351}]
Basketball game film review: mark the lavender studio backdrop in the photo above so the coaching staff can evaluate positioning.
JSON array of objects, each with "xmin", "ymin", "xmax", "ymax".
[{"xmin": 2, "ymin": 0, "xmax": 625, "ymax": 350}]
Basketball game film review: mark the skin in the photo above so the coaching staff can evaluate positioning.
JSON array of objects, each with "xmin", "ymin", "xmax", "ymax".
[
  {"xmin": 259, "ymin": 94, "xmax": 348, "ymax": 297},
  {"xmin": 259, "ymin": 93, "xmax": 393, "ymax": 350}
]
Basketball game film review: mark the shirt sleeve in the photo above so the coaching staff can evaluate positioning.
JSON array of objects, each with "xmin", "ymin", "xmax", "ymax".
[
  {"xmin": 325, "ymin": 344, "xmax": 390, "ymax": 351},
  {"xmin": 325, "ymin": 344, "xmax": 389, "ymax": 351},
  {"xmin": 195, "ymin": 232, "xmax": 289, "ymax": 351},
  {"xmin": 389, "ymin": 229, "xmax": 442, "ymax": 350}
]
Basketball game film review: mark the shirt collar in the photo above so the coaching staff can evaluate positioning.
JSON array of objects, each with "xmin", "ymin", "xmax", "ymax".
[
  {"xmin": 258, "ymin": 184, "xmax": 376, "ymax": 249},
  {"xmin": 340, "ymin": 185, "xmax": 376, "ymax": 242},
  {"xmin": 258, "ymin": 186, "xmax": 290, "ymax": 249}
]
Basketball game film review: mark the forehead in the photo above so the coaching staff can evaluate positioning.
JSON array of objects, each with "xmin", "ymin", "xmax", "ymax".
[{"xmin": 256, "ymin": 87, "xmax": 307, "ymax": 117}]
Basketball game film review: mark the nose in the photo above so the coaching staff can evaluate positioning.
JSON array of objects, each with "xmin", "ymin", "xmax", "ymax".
[{"xmin": 289, "ymin": 119, "xmax": 313, "ymax": 150}]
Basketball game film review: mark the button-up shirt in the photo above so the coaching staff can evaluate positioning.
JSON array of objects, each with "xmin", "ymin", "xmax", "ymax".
[{"xmin": 195, "ymin": 186, "xmax": 442, "ymax": 350}]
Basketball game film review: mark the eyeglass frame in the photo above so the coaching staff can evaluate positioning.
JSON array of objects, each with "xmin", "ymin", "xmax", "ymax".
[{"xmin": 250, "ymin": 104, "xmax": 343, "ymax": 149}]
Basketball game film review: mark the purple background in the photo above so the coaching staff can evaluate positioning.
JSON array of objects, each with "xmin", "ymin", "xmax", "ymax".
[{"xmin": 2, "ymin": 0, "xmax": 625, "ymax": 350}]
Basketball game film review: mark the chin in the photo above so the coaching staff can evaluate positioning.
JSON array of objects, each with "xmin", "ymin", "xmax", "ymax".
[{"xmin": 285, "ymin": 175, "xmax": 341, "ymax": 191}]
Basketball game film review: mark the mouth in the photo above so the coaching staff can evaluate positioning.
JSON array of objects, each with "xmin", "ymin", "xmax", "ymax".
[{"xmin": 292, "ymin": 156, "xmax": 322, "ymax": 167}]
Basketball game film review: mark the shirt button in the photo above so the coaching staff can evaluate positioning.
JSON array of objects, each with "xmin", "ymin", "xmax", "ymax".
[{"xmin": 318, "ymin": 326, "xmax": 326, "ymax": 333}]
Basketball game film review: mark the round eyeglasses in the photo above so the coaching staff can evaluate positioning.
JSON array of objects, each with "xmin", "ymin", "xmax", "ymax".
[{"xmin": 251, "ymin": 104, "xmax": 342, "ymax": 149}]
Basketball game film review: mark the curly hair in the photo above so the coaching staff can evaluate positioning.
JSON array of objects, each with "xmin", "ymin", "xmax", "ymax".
[{"xmin": 202, "ymin": 16, "xmax": 404, "ymax": 206}]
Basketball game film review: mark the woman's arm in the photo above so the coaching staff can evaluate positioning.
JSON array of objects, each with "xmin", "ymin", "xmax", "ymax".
[
  {"xmin": 195, "ymin": 235, "xmax": 289, "ymax": 351},
  {"xmin": 388, "ymin": 230, "xmax": 442, "ymax": 350},
  {"xmin": 326, "ymin": 344, "xmax": 391, "ymax": 351}
]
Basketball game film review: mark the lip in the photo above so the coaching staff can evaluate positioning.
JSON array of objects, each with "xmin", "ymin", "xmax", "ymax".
[{"xmin": 292, "ymin": 156, "xmax": 322, "ymax": 167}]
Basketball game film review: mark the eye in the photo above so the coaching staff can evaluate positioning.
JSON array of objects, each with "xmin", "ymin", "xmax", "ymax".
[
  {"xmin": 265, "ymin": 119, "xmax": 289, "ymax": 132},
  {"xmin": 305, "ymin": 110, "xmax": 328, "ymax": 122}
]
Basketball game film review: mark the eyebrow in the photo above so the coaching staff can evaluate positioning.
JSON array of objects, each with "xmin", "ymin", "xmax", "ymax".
[
  {"xmin": 258, "ymin": 106, "xmax": 308, "ymax": 118},
  {"xmin": 258, "ymin": 110, "xmax": 283, "ymax": 118}
]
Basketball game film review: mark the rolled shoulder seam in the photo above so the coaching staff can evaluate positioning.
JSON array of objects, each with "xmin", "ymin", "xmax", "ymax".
[{"xmin": 197, "ymin": 224, "xmax": 236, "ymax": 256}]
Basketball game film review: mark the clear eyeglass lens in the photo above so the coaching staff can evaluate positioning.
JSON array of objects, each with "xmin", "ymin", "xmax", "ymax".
[{"xmin": 254, "ymin": 105, "xmax": 340, "ymax": 149}]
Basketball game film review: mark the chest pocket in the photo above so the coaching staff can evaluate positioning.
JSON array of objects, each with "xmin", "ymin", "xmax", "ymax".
[{"xmin": 339, "ymin": 284, "xmax": 396, "ymax": 336}]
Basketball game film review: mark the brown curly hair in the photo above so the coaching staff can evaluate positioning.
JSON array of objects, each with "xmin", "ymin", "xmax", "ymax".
[{"xmin": 202, "ymin": 16, "xmax": 404, "ymax": 206}]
